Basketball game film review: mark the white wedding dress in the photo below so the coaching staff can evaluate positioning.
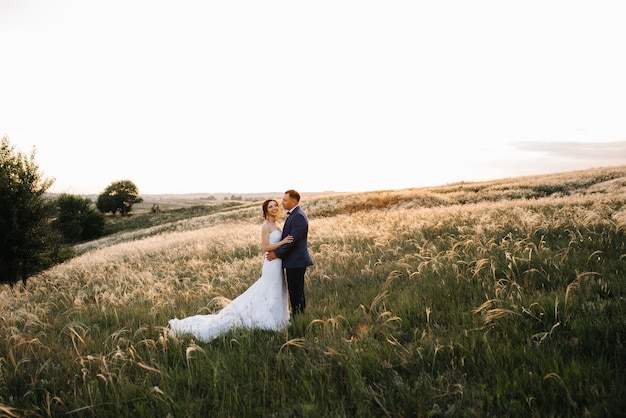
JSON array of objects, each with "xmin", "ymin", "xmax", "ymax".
[{"xmin": 168, "ymin": 230, "xmax": 290, "ymax": 342}]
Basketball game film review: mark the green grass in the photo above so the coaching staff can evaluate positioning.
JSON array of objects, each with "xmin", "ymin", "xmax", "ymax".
[
  {"xmin": 1, "ymin": 165, "xmax": 626, "ymax": 417},
  {"xmin": 102, "ymin": 200, "xmax": 249, "ymax": 235}
]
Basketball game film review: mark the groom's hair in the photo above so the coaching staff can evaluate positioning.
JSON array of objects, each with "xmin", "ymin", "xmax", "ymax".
[{"xmin": 285, "ymin": 189, "xmax": 300, "ymax": 202}]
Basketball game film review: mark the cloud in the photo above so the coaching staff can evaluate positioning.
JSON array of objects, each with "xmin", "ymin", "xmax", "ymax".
[{"xmin": 514, "ymin": 141, "xmax": 626, "ymax": 161}]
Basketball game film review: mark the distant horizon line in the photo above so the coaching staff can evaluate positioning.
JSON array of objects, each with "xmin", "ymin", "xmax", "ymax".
[
  {"xmin": 44, "ymin": 164, "xmax": 626, "ymax": 198},
  {"xmin": 44, "ymin": 190, "xmax": 345, "ymax": 198}
]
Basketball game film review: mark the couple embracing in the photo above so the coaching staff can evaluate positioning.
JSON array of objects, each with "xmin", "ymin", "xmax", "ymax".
[{"xmin": 168, "ymin": 190, "xmax": 313, "ymax": 342}]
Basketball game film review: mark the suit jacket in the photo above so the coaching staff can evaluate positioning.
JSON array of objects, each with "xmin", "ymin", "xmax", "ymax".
[{"xmin": 274, "ymin": 205, "xmax": 313, "ymax": 268}]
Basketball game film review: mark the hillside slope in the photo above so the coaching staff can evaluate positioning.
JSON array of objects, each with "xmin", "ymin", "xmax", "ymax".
[{"xmin": 1, "ymin": 165, "xmax": 625, "ymax": 416}]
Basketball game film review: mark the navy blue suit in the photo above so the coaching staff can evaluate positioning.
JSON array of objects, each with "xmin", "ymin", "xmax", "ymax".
[{"xmin": 274, "ymin": 205, "xmax": 313, "ymax": 314}]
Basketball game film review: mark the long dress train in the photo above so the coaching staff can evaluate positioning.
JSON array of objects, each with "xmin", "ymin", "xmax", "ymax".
[{"xmin": 168, "ymin": 230, "xmax": 289, "ymax": 342}]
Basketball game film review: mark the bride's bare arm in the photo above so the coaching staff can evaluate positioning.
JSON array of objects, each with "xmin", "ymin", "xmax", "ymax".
[{"xmin": 261, "ymin": 226, "xmax": 293, "ymax": 252}]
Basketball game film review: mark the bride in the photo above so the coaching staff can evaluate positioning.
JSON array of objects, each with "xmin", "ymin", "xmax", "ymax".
[{"xmin": 168, "ymin": 199, "xmax": 293, "ymax": 342}]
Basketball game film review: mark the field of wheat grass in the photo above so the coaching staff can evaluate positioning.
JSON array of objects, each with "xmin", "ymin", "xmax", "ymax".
[{"xmin": 1, "ymin": 166, "xmax": 625, "ymax": 416}]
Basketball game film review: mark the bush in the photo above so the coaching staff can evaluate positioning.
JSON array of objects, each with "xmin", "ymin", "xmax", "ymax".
[{"xmin": 52, "ymin": 194, "xmax": 105, "ymax": 242}]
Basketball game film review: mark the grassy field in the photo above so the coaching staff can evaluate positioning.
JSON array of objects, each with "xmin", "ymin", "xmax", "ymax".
[{"xmin": 1, "ymin": 166, "xmax": 625, "ymax": 417}]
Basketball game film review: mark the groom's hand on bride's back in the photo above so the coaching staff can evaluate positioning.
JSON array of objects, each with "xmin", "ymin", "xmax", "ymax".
[{"xmin": 266, "ymin": 251, "xmax": 277, "ymax": 261}]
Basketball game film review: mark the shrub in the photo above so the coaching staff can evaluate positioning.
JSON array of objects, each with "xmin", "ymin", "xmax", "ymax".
[{"xmin": 52, "ymin": 194, "xmax": 105, "ymax": 242}]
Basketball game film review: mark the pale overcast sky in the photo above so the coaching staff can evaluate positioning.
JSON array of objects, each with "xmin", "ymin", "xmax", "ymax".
[{"xmin": 1, "ymin": 1, "xmax": 625, "ymax": 195}]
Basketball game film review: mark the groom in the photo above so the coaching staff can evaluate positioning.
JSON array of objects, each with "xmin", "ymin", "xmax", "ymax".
[{"xmin": 267, "ymin": 189, "xmax": 313, "ymax": 315}]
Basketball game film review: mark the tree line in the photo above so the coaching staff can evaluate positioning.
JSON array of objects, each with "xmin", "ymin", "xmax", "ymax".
[{"xmin": 1, "ymin": 136, "xmax": 142, "ymax": 286}]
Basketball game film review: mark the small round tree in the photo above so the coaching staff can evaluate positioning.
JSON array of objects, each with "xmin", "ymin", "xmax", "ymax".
[{"xmin": 96, "ymin": 180, "xmax": 142, "ymax": 216}]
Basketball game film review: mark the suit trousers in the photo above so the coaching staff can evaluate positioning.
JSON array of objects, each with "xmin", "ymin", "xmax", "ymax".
[{"xmin": 285, "ymin": 267, "xmax": 307, "ymax": 315}]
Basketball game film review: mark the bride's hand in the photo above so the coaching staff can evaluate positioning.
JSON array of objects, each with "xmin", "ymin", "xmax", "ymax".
[{"xmin": 282, "ymin": 235, "xmax": 294, "ymax": 244}]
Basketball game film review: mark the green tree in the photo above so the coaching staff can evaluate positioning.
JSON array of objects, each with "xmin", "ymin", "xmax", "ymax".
[
  {"xmin": 52, "ymin": 194, "xmax": 105, "ymax": 242},
  {"xmin": 96, "ymin": 180, "xmax": 142, "ymax": 216},
  {"xmin": 0, "ymin": 135, "xmax": 61, "ymax": 286}
]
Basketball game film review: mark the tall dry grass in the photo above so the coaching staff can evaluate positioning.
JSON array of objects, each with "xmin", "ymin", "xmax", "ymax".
[{"xmin": 1, "ymin": 165, "xmax": 625, "ymax": 416}]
